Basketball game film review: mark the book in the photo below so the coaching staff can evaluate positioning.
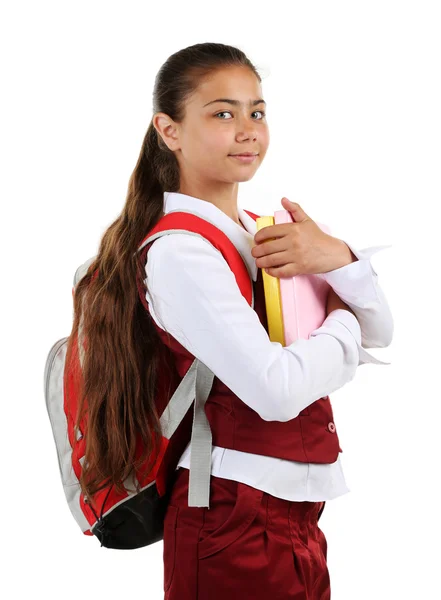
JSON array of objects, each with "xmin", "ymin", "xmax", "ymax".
[
  {"xmin": 256, "ymin": 210, "xmax": 332, "ymax": 346},
  {"xmin": 255, "ymin": 216, "xmax": 285, "ymax": 344}
]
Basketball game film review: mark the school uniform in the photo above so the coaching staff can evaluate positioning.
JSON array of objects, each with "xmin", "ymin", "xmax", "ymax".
[{"xmin": 143, "ymin": 191, "xmax": 393, "ymax": 599}]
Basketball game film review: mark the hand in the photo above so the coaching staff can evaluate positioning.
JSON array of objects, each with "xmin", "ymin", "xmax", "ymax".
[
  {"xmin": 326, "ymin": 287, "xmax": 356, "ymax": 318},
  {"xmin": 251, "ymin": 198, "xmax": 356, "ymax": 278}
]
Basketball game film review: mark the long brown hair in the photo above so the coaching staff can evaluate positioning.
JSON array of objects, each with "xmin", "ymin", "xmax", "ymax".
[{"xmin": 65, "ymin": 42, "xmax": 262, "ymax": 501}]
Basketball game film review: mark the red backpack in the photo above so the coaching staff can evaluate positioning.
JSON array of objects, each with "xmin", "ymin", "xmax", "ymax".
[{"xmin": 44, "ymin": 209, "xmax": 259, "ymax": 550}]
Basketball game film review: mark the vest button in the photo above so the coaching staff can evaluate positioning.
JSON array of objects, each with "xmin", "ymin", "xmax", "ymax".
[{"xmin": 328, "ymin": 422, "xmax": 336, "ymax": 433}]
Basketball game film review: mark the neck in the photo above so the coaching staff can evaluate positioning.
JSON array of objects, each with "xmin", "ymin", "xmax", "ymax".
[{"xmin": 177, "ymin": 179, "xmax": 240, "ymax": 225}]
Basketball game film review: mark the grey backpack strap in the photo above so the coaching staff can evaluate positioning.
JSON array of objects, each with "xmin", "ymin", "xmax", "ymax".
[
  {"xmin": 159, "ymin": 358, "xmax": 215, "ymax": 508},
  {"xmin": 159, "ymin": 359, "xmax": 199, "ymax": 439},
  {"xmin": 188, "ymin": 360, "xmax": 215, "ymax": 508}
]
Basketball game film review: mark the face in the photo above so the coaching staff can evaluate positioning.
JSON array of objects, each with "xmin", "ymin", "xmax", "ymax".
[{"xmin": 154, "ymin": 66, "xmax": 270, "ymax": 190}]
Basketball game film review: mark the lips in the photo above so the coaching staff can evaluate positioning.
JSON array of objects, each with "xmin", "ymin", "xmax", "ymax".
[
  {"xmin": 230, "ymin": 153, "xmax": 258, "ymax": 156},
  {"xmin": 229, "ymin": 154, "xmax": 258, "ymax": 163}
]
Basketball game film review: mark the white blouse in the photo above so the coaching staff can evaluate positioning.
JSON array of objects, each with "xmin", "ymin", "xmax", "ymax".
[{"xmin": 144, "ymin": 191, "xmax": 393, "ymax": 501}]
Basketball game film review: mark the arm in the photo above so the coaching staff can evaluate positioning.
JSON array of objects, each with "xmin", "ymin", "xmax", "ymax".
[
  {"xmin": 321, "ymin": 242, "xmax": 394, "ymax": 365},
  {"xmin": 144, "ymin": 234, "xmax": 363, "ymax": 423}
]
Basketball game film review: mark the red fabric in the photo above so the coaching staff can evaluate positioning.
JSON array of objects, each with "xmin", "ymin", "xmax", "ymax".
[
  {"xmin": 137, "ymin": 210, "xmax": 343, "ymax": 466},
  {"xmin": 163, "ymin": 467, "xmax": 330, "ymax": 599},
  {"xmin": 67, "ymin": 207, "xmax": 343, "ymax": 535}
]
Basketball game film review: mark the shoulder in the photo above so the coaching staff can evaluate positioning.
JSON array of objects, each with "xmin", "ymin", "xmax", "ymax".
[
  {"xmin": 148, "ymin": 230, "xmax": 222, "ymax": 252},
  {"xmin": 144, "ymin": 231, "xmax": 235, "ymax": 289}
]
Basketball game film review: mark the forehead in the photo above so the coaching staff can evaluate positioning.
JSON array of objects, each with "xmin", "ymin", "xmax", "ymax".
[{"xmin": 191, "ymin": 66, "xmax": 262, "ymax": 105}]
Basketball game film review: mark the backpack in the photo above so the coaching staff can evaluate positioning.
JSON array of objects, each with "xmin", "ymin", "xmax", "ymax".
[{"xmin": 44, "ymin": 209, "xmax": 259, "ymax": 550}]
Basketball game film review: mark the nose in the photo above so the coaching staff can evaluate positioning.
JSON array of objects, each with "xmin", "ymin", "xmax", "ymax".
[{"xmin": 237, "ymin": 125, "xmax": 257, "ymax": 142}]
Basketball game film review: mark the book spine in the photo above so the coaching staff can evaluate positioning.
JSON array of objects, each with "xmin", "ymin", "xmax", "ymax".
[
  {"xmin": 274, "ymin": 210, "xmax": 299, "ymax": 345},
  {"xmin": 255, "ymin": 216, "xmax": 285, "ymax": 345}
]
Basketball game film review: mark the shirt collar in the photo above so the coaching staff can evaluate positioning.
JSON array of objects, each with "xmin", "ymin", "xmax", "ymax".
[{"xmin": 163, "ymin": 191, "xmax": 258, "ymax": 281}]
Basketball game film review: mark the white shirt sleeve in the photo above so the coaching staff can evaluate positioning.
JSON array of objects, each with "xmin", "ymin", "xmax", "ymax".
[
  {"xmin": 144, "ymin": 234, "xmax": 363, "ymax": 423},
  {"xmin": 320, "ymin": 242, "xmax": 394, "ymax": 365}
]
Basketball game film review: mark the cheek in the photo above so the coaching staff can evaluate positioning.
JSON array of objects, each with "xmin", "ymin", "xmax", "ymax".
[
  {"xmin": 198, "ymin": 133, "xmax": 230, "ymax": 160},
  {"xmin": 261, "ymin": 128, "xmax": 270, "ymax": 152}
]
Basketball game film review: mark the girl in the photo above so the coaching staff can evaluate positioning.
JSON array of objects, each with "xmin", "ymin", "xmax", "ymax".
[{"xmin": 69, "ymin": 42, "xmax": 393, "ymax": 599}]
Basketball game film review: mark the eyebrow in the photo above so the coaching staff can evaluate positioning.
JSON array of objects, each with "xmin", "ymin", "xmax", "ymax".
[{"xmin": 203, "ymin": 98, "xmax": 267, "ymax": 108}]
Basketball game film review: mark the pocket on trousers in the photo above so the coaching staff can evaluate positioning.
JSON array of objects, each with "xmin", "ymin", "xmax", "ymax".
[
  {"xmin": 198, "ymin": 479, "xmax": 263, "ymax": 560},
  {"xmin": 163, "ymin": 504, "xmax": 179, "ymax": 593}
]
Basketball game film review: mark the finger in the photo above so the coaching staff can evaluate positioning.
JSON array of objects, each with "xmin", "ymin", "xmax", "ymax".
[
  {"xmin": 254, "ymin": 222, "xmax": 293, "ymax": 244},
  {"xmin": 281, "ymin": 198, "xmax": 310, "ymax": 222},
  {"xmin": 264, "ymin": 263, "xmax": 299, "ymax": 278},
  {"xmin": 251, "ymin": 236, "xmax": 290, "ymax": 259},
  {"xmin": 255, "ymin": 249, "xmax": 294, "ymax": 270}
]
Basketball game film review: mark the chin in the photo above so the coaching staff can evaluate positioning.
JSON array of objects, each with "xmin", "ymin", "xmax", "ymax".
[{"xmin": 237, "ymin": 171, "xmax": 258, "ymax": 182}]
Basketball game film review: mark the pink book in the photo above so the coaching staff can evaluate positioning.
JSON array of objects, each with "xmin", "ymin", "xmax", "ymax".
[{"xmin": 273, "ymin": 210, "xmax": 332, "ymax": 344}]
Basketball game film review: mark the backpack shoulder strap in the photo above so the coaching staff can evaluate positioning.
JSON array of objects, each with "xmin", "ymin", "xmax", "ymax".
[
  {"xmin": 136, "ymin": 209, "xmax": 259, "ymax": 508},
  {"xmin": 136, "ymin": 209, "xmax": 254, "ymax": 307}
]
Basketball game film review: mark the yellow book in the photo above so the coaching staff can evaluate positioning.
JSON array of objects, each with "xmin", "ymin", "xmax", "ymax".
[{"xmin": 255, "ymin": 216, "xmax": 286, "ymax": 345}]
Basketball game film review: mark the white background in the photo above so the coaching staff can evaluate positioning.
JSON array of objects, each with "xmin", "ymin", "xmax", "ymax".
[{"xmin": 2, "ymin": 1, "xmax": 439, "ymax": 598}]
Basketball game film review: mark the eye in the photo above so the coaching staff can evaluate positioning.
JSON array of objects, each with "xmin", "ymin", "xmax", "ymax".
[
  {"xmin": 214, "ymin": 110, "xmax": 267, "ymax": 120},
  {"xmin": 215, "ymin": 111, "xmax": 233, "ymax": 119}
]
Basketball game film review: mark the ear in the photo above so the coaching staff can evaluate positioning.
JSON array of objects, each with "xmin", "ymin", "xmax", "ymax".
[{"xmin": 152, "ymin": 113, "xmax": 180, "ymax": 152}]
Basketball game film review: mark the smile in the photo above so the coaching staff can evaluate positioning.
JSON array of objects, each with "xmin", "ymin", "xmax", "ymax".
[{"xmin": 229, "ymin": 154, "xmax": 258, "ymax": 163}]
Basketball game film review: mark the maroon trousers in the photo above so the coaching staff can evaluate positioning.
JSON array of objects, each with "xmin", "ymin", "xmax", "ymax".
[{"xmin": 163, "ymin": 467, "xmax": 330, "ymax": 599}]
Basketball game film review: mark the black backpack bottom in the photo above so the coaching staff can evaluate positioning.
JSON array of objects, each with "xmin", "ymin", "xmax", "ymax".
[{"xmin": 92, "ymin": 481, "xmax": 173, "ymax": 550}]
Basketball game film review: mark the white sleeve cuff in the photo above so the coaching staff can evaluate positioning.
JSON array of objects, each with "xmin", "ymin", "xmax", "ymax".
[
  {"xmin": 324, "ymin": 308, "xmax": 391, "ymax": 366},
  {"xmin": 324, "ymin": 308, "xmax": 361, "ymax": 345},
  {"xmin": 320, "ymin": 243, "xmax": 392, "ymax": 307}
]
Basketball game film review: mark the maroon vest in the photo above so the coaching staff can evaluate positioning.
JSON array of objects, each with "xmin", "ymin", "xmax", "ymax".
[{"xmin": 137, "ymin": 211, "xmax": 342, "ymax": 467}]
